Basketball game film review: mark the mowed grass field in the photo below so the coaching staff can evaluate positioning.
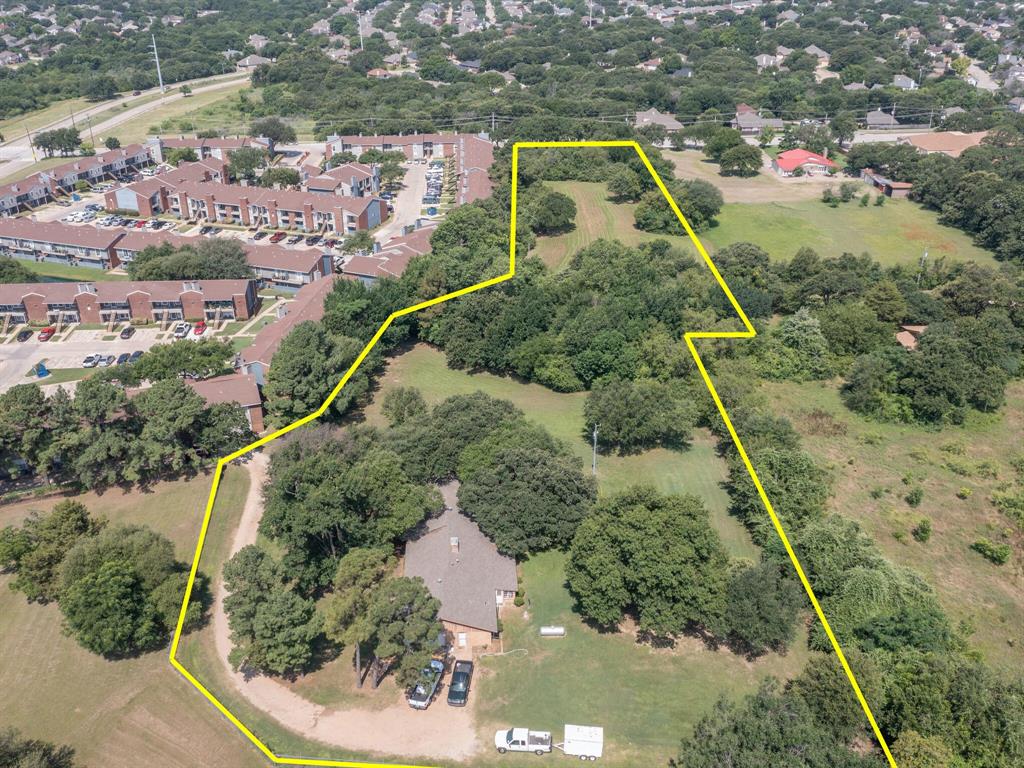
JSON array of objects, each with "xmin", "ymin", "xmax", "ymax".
[
  {"xmin": 532, "ymin": 180, "xmax": 995, "ymax": 270},
  {"xmin": 0, "ymin": 469, "xmax": 268, "ymax": 768},
  {"xmin": 761, "ymin": 379, "xmax": 1024, "ymax": 673}
]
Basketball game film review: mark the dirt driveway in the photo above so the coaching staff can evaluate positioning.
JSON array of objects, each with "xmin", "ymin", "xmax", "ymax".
[{"xmin": 209, "ymin": 453, "xmax": 482, "ymax": 762}]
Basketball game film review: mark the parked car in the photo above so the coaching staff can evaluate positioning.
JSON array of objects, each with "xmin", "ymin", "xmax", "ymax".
[
  {"xmin": 193, "ymin": 320, "xmax": 207, "ymax": 336},
  {"xmin": 324, "ymin": 238, "xmax": 338, "ymax": 248},
  {"xmin": 97, "ymin": 354, "xmax": 115, "ymax": 367},
  {"xmin": 129, "ymin": 350, "xmax": 143, "ymax": 363},
  {"xmin": 286, "ymin": 235, "xmax": 303, "ymax": 245},
  {"xmin": 172, "ymin": 322, "xmax": 191, "ymax": 339},
  {"xmin": 15, "ymin": 329, "xmax": 33, "ymax": 342},
  {"xmin": 406, "ymin": 660, "xmax": 444, "ymax": 710},
  {"xmin": 115, "ymin": 352, "xmax": 131, "ymax": 365},
  {"xmin": 447, "ymin": 661, "xmax": 473, "ymax": 707},
  {"xmin": 38, "ymin": 327, "xmax": 56, "ymax": 341},
  {"xmin": 133, "ymin": 220, "xmax": 147, "ymax": 228},
  {"xmin": 269, "ymin": 231, "xmax": 287, "ymax": 243},
  {"xmin": 305, "ymin": 235, "xmax": 322, "ymax": 246},
  {"xmin": 82, "ymin": 354, "xmax": 100, "ymax": 368},
  {"xmin": 119, "ymin": 326, "xmax": 136, "ymax": 339},
  {"xmin": 253, "ymin": 231, "xmax": 268, "ymax": 241},
  {"xmin": 198, "ymin": 226, "xmax": 212, "ymax": 235}
]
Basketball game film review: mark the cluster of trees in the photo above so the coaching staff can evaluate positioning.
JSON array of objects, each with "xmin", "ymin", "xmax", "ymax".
[
  {"xmin": 567, "ymin": 487, "xmax": 804, "ymax": 656},
  {"xmin": 846, "ymin": 123, "xmax": 1024, "ymax": 265},
  {"xmin": 0, "ymin": 340, "xmax": 251, "ymax": 488},
  {"xmin": 126, "ymin": 240, "xmax": 253, "ymax": 281},
  {"xmin": 0, "ymin": 256, "xmax": 35, "ymax": 284},
  {"xmin": 0, "ymin": 501, "xmax": 206, "ymax": 657},
  {"xmin": 225, "ymin": 389, "xmax": 594, "ymax": 683},
  {"xmin": 0, "ymin": 728, "xmax": 79, "ymax": 768},
  {"xmin": 32, "ymin": 128, "xmax": 82, "ymax": 157},
  {"xmin": 705, "ymin": 242, "xmax": 1024, "ymax": 425}
]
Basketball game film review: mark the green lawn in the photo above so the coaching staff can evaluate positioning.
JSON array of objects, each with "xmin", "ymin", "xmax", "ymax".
[
  {"xmin": 760, "ymin": 379, "xmax": 1024, "ymax": 673},
  {"xmin": 365, "ymin": 344, "xmax": 756, "ymax": 559},
  {"xmin": 24, "ymin": 366, "xmax": 91, "ymax": 385},
  {"xmin": 0, "ymin": 155, "xmax": 73, "ymax": 184},
  {"xmin": 476, "ymin": 551, "xmax": 811, "ymax": 767},
  {"xmin": 0, "ymin": 469, "xmax": 263, "ymax": 768},
  {"xmin": 532, "ymin": 181, "xmax": 996, "ymax": 270},
  {"xmin": 16, "ymin": 260, "xmax": 129, "ymax": 282}
]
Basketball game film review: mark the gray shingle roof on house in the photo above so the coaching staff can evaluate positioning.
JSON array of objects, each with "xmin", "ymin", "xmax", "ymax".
[{"xmin": 404, "ymin": 493, "xmax": 517, "ymax": 634}]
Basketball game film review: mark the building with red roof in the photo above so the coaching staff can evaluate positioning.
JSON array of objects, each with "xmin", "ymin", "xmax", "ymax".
[{"xmin": 772, "ymin": 148, "xmax": 837, "ymax": 177}]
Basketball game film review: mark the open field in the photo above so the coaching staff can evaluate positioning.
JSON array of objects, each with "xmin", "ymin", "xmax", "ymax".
[
  {"xmin": 364, "ymin": 343, "xmax": 757, "ymax": 559},
  {"xmin": 0, "ymin": 97, "xmax": 92, "ymax": 137},
  {"xmin": 759, "ymin": 378, "xmax": 1024, "ymax": 672},
  {"xmin": 532, "ymin": 180, "xmax": 996, "ymax": 271},
  {"xmin": 0, "ymin": 468, "xmax": 261, "ymax": 768},
  {"xmin": 108, "ymin": 81, "xmax": 253, "ymax": 145},
  {"xmin": 476, "ymin": 551, "xmax": 812, "ymax": 767}
]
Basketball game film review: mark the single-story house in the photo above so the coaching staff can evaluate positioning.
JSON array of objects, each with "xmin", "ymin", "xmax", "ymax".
[
  {"xmin": 772, "ymin": 149, "xmax": 837, "ymax": 177},
  {"xmin": 634, "ymin": 108, "xmax": 682, "ymax": 132},
  {"xmin": 403, "ymin": 495, "xmax": 517, "ymax": 651},
  {"xmin": 897, "ymin": 131, "xmax": 988, "ymax": 158},
  {"xmin": 866, "ymin": 109, "xmax": 899, "ymax": 129},
  {"xmin": 896, "ymin": 324, "xmax": 927, "ymax": 350}
]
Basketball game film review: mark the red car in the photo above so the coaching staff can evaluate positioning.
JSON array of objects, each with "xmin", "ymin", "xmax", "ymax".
[
  {"xmin": 193, "ymin": 320, "xmax": 207, "ymax": 336},
  {"xmin": 269, "ymin": 231, "xmax": 287, "ymax": 243},
  {"xmin": 133, "ymin": 219, "xmax": 146, "ymax": 228},
  {"xmin": 38, "ymin": 327, "xmax": 56, "ymax": 341}
]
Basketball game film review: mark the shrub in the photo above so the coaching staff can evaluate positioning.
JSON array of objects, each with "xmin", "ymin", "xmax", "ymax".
[
  {"xmin": 911, "ymin": 518, "xmax": 932, "ymax": 543},
  {"xmin": 874, "ymin": 194, "xmax": 886, "ymax": 206},
  {"xmin": 869, "ymin": 486, "xmax": 886, "ymax": 499},
  {"xmin": 956, "ymin": 487, "xmax": 972, "ymax": 500},
  {"xmin": 905, "ymin": 486, "xmax": 924, "ymax": 507},
  {"xmin": 859, "ymin": 193, "xmax": 869, "ymax": 206},
  {"xmin": 513, "ymin": 594, "xmax": 525, "ymax": 607},
  {"xmin": 970, "ymin": 538, "xmax": 1011, "ymax": 565}
]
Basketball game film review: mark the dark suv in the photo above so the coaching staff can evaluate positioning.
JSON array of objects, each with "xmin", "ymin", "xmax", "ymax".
[{"xmin": 447, "ymin": 660, "xmax": 473, "ymax": 706}]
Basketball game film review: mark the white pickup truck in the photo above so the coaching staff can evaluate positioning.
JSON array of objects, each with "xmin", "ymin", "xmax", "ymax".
[{"xmin": 494, "ymin": 727, "xmax": 552, "ymax": 755}]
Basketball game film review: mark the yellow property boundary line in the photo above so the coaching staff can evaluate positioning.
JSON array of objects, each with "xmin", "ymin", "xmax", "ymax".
[{"xmin": 169, "ymin": 140, "xmax": 899, "ymax": 768}]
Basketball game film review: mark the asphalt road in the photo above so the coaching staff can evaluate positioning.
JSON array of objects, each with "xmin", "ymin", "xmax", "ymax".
[
  {"xmin": 373, "ymin": 161, "xmax": 429, "ymax": 243},
  {"xmin": 0, "ymin": 72, "xmax": 250, "ymax": 178}
]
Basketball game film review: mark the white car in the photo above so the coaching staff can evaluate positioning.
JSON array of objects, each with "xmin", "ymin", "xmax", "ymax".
[
  {"xmin": 96, "ymin": 354, "xmax": 115, "ymax": 367},
  {"xmin": 172, "ymin": 322, "xmax": 191, "ymax": 338},
  {"xmin": 81, "ymin": 354, "xmax": 99, "ymax": 368}
]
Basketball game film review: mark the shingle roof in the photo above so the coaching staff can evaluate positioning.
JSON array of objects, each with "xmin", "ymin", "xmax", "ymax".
[{"xmin": 404, "ymin": 501, "xmax": 517, "ymax": 634}]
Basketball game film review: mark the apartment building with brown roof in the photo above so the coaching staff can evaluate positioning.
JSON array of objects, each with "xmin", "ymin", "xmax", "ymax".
[{"xmin": 0, "ymin": 279, "xmax": 260, "ymax": 326}]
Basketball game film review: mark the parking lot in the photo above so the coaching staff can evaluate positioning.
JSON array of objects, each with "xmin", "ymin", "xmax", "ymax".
[{"xmin": 0, "ymin": 325, "xmax": 164, "ymax": 393}]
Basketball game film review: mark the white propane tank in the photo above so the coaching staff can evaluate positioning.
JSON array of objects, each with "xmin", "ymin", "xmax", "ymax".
[{"xmin": 539, "ymin": 626, "xmax": 566, "ymax": 637}]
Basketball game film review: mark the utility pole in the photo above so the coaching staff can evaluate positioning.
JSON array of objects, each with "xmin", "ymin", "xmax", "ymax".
[
  {"xmin": 151, "ymin": 34, "xmax": 165, "ymax": 93},
  {"xmin": 85, "ymin": 116, "xmax": 95, "ymax": 148},
  {"xmin": 591, "ymin": 424, "xmax": 599, "ymax": 477},
  {"xmin": 358, "ymin": 12, "xmax": 365, "ymax": 51},
  {"xmin": 24, "ymin": 122, "xmax": 36, "ymax": 161},
  {"xmin": 917, "ymin": 249, "xmax": 928, "ymax": 287}
]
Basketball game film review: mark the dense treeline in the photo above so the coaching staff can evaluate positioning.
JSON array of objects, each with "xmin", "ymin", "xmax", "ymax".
[
  {"xmin": 846, "ymin": 121, "xmax": 1024, "ymax": 265},
  {"xmin": 0, "ymin": 341, "xmax": 251, "ymax": 489},
  {"xmin": 0, "ymin": 500, "xmax": 207, "ymax": 657}
]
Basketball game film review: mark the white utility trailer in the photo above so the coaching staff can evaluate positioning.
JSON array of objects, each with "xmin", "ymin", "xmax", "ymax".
[{"xmin": 556, "ymin": 724, "xmax": 604, "ymax": 761}]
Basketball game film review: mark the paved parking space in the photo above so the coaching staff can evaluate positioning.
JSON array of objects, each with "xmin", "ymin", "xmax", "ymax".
[{"xmin": 0, "ymin": 326, "xmax": 162, "ymax": 393}]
